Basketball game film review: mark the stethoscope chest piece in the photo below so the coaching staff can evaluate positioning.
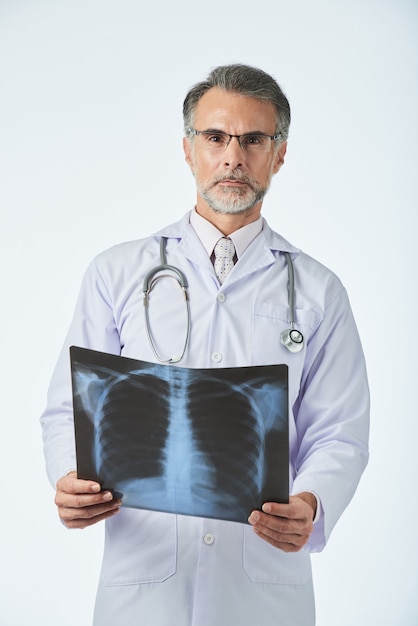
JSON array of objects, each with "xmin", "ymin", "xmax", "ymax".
[{"xmin": 280, "ymin": 328, "xmax": 304, "ymax": 353}]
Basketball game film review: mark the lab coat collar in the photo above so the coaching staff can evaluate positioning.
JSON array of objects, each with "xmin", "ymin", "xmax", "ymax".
[
  {"xmin": 154, "ymin": 211, "xmax": 301, "ymax": 283},
  {"xmin": 154, "ymin": 210, "xmax": 300, "ymax": 255},
  {"xmin": 260, "ymin": 217, "xmax": 301, "ymax": 255}
]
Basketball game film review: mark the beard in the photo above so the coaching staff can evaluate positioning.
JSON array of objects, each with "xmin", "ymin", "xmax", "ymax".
[{"xmin": 196, "ymin": 170, "xmax": 270, "ymax": 215}]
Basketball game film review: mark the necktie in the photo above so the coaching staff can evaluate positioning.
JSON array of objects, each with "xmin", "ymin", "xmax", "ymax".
[{"xmin": 213, "ymin": 237, "xmax": 235, "ymax": 284}]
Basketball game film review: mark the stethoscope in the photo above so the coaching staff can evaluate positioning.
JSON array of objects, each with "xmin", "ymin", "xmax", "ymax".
[{"xmin": 143, "ymin": 238, "xmax": 304, "ymax": 364}]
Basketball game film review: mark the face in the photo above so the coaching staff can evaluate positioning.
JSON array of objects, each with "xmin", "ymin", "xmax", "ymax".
[{"xmin": 183, "ymin": 87, "xmax": 287, "ymax": 221}]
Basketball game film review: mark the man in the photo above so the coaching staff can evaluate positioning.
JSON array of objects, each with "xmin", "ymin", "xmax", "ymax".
[{"xmin": 41, "ymin": 64, "xmax": 369, "ymax": 626}]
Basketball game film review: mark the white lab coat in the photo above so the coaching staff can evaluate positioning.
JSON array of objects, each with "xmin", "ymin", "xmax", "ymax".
[{"xmin": 41, "ymin": 211, "xmax": 369, "ymax": 626}]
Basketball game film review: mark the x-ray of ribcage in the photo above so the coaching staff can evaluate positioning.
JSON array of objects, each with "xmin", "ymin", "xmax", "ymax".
[{"xmin": 71, "ymin": 347, "xmax": 288, "ymax": 524}]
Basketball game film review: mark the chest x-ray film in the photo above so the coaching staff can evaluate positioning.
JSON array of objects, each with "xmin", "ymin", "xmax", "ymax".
[{"xmin": 70, "ymin": 346, "xmax": 289, "ymax": 524}]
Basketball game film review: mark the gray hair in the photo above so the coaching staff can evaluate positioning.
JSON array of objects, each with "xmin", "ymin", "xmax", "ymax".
[{"xmin": 183, "ymin": 64, "xmax": 291, "ymax": 141}]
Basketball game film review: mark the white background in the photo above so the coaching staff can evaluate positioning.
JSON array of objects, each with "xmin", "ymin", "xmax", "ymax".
[{"xmin": 1, "ymin": 1, "xmax": 417, "ymax": 624}]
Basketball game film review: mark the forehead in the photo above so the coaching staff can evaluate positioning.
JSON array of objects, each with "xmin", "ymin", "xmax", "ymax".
[{"xmin": 194, "ymin": 87, "xmax": 277, "ymax": 133}]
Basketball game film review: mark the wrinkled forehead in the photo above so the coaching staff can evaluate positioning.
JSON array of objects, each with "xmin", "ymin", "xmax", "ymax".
[{"xmin": 193, "ymin": 87, "xmax": 278, "ymax": 135}]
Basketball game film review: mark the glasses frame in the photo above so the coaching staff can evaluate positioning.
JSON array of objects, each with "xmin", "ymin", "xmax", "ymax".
[{"xmin": 188, "ymin": 128, "xmax": 283, "ymax": 152}]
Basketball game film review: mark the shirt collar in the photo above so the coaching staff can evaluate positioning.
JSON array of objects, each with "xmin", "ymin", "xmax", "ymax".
[{"xmin": 189, "ymin": 209, "xmax": 263, "ymax": 259}]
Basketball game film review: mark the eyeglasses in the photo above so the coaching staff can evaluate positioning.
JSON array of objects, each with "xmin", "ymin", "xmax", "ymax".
[{"xmin": 188, "ymin": 129, "xmax": 282, "ymax": 154}]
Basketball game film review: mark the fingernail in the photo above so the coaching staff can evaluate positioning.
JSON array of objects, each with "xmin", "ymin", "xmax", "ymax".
[
  {"xmin": 262, "ymin": 503, "xmax": 271, "ymax": 513},
  {"xmin": 91, "ymin": 483, "xmax": 101, "ymax": 492},
  {"xmin": 103, "ymin": 491, "xmax": 113, "ymax": 501},
  {"xmin": 248, "ymin": 511, "xmax": 260, "ymax": 524}
]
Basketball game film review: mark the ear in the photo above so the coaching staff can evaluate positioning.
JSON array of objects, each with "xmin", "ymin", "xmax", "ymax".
[
  {"xmin": 272, "ymin": 141, "xmax": 287, "ymax": 174},
  {"xmin": 183, "ymin": 136, "xmax": 194, "ymax": 171}
]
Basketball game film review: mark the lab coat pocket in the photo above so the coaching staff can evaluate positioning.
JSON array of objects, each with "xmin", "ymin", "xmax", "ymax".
[
  {"xmin": 101, "ymin": 509, "xmax": 177, "ymax": 586},
  {"xmin": 243, "ymin": 525, "xmax": 312, "ymax": 585},
  {"xmin": 253, "ymin": 301, "xmax": 318, "ymax": 375}
]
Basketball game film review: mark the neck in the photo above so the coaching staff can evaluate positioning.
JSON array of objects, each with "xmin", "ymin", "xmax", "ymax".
[{"xmin": 194, "ymin": 200, "xmax": 262, "ymax": 236}]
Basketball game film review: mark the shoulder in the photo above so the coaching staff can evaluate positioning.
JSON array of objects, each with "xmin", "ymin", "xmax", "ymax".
[
  {"xmin": 88, "ymin": 212, "xmax": 192, "ymax": 274},
  {"xmin": 295, "ymin": 249, "xmax": 343, "ymax": 293},
  {"xmin": 262, "ymin": 219, "xmax": 345, "ymax": 306}
]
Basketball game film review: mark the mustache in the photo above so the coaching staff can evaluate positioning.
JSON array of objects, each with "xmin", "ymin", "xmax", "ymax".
[{"xmin": 211, "ymin": 171, "xmax": 256, "ymax": 186}]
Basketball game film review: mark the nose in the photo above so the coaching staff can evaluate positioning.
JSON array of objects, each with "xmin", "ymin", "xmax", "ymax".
[{"xmin": 223, "ymin": 136, "xmax": 244, "ymax": 169}]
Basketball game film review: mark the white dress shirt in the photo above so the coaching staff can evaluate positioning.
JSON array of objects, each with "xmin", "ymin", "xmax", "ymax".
[
  {"xmin": 41, "ymin": 210, "xmax": 369, "ymax": 626},
  {"xmin": 189, "ymin": 208, "xmax": 263, "ymax": 259}
]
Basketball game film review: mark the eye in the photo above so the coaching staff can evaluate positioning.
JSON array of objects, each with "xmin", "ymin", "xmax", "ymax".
[
  {"xmin": 241, "ymin": 134, "xmax": 268, "ymax": 148},
  {"xmin": 202, "ymin": 132, "xmax": 228, "ymax": 145}
]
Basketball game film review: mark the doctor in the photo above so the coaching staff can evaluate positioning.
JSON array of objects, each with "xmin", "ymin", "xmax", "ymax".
[{"xmin": 41, "ymin": 64, "xmax": 369, "ymax": 626}]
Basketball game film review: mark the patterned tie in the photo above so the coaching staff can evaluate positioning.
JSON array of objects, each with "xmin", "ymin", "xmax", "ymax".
[{"xmin": 213, "ymin": 237, "xmax": 235, "ymax": 284}]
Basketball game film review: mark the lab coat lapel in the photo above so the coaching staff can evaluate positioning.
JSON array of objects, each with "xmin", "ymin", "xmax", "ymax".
[
  {"xmin": 179, "ymin": 226, "xmax": 276, "ymax": 284},
  {"xmin": 154, "ymin": 212, "xmax": 214, "ymax": 276},
  {"xmin": 155, "ymin": 212, "xmax": 300, "ymax": 284},
  {"xmin": 228, "ymin": 221, "xmax": 300, "ymax": 285},
  {"xmin": 179, "ymin": 223, "xmax": 216, "ymax": 275}
]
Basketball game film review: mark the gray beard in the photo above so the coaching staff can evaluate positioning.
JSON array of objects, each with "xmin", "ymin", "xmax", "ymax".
[{"xmin": 198, "ymin": 179, "xmax": 268, "ymax": 215}]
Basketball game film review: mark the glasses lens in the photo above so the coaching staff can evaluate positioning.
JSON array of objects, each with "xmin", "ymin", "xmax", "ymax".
[
  {"xmin": 196, "ymin": 131, "xmax": 272, "ymax": 153},
  {"xmin": 240, "ymin": 134, "xmax": 270, "ymax": 152},
  {"xmin": 199, "ymin": 132, "xmax": 230, "ymax": 149}
]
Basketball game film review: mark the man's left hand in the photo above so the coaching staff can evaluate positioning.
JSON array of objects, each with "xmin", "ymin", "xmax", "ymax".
[{"xmin": 248, "ymin": 493, "xmax": 317, "ymax": 553}]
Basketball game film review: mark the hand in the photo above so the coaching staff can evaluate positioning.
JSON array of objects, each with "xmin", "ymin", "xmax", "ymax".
[
  {"xmin": 55, "ymin": 471, "xmax": 121, "ymax": 529},
  {"xmin": 248, "ymin": 493, "xmax": 316, "ymax": 553}
]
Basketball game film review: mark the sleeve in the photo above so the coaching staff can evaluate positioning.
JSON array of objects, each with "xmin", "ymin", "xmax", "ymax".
[
  {"xmin": 40, "ymin": 257, "xmax": 122, "ymax": 488},
  {"xmin": 291, "ymin": 288, "xmax": 370, "ymax": 552}
]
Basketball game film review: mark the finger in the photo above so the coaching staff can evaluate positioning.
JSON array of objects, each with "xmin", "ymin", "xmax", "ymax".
[
  {"xmin": 57, "ymin": 472, "xmax": 102, "ymax": 496},
  {"xmin": 59, "ymin": 499, "xmax": 121, "ymax": 528},
  {"xmin": 55, "ymin": 488, "xmax": 115, "ymax": 509},
  {"xmin": 252, "ymin": 526, "xmax": 307, "ymax": 553},
  {"xmin": 261, "ymin": 501, "xmax": 308, "ymax": 521},
  {"xmin": 248, "ymin": 510, "xmax": 313, "ymax": 545},
  {"xmin": 249, "ymin": 510, "xmax": 308, "ymax": 537},
  {"xmin": 253, "ymin": 516, "xmax": 309, "ymax": 543},
  {"xmin": 248, "ymin": 508, "xmax": 297, "ymax": 529},
  {"xmin": 61, "ymin": 503, "xmax": 121, "ymax": 530},
  {"xmin": 59, "ymin": 498, "xmax": 121, "ymax": 522}
]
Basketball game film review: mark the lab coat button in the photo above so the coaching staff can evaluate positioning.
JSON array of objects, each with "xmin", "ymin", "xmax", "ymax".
[
  {"xmin": 211, "ymin": 352, "xmax": 222, "ymax": 363},
  {"xmin": 203, "ymin": 533, "xmax": 215, "ymax": 545},
  {"xmin": 217, "ymin": 293, "xmax": 226, "ymax": 303}
]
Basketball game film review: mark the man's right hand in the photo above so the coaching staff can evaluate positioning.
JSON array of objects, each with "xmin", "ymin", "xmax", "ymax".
[{"xmin": 55, "ymin": 471, "xmax": 121, "ymax": 529}]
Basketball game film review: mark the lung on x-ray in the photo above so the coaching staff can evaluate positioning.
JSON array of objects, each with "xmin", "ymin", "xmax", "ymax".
[{"xmin": 70, "ymin": 346, "xmax": 289, "ymax": 524}]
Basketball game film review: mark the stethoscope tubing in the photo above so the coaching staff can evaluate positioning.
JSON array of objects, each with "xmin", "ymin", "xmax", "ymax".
[
  {"xmin": 142, "ymin": 238, "xmax": 304, "ymax": 363},
  {"xmin": 143, "ymin": 238, "xmax": 191, "ymax": 363}
]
